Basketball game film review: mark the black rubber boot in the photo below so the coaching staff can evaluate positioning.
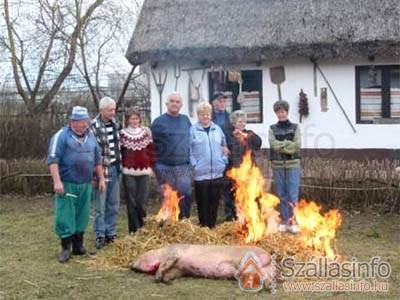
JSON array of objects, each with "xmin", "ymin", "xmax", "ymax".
[
  {"xmin": 58, "ymin": 236, "xmax": 72, "ymax": 263},
  {"xmin": 72, "ymin": 232, "xmax": 86, "ymax": 255}
]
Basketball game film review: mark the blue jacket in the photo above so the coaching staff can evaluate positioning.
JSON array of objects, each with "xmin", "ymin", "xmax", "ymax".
[
  {"xmin": 47, "ymin": 126, "xmax": 102, "ymax": 184},
  {"xmin": 190, "ymin": 122, "xmax": 228, "ymax": 181}
]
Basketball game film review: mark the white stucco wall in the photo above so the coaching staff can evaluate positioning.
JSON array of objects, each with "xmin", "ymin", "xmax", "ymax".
[{"xmin": 149, "ymin": 58, "xmax": 400, "ymax": 149}]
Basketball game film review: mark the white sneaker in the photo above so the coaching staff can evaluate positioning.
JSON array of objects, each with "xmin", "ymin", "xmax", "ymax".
[
  {"xmin": 278, "ymin": 224, "xmax": 287, "ymax": 232},
  {"xmin": 287, "ymin": 224, "xmax": 300, "ymax": 234}
]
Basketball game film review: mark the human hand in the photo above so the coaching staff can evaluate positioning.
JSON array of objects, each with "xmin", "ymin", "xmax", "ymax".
[
  {"xmin": 283, "ymin": 140, "xmax": 294, "ymax": 148},
  {"xmin": 223, "ymin": 146, "xmax": 230, "ymax": 157},
  {"xmin": 54, "ymin": 180, "xmax": 64, "ymax": 195},
  {"xmin": 98, "ymin": 177, "xmax": 106, "ymax": 193},
  {"xmin": 233, "ymin": 129, "xmax": 245, "ymax": 138}
]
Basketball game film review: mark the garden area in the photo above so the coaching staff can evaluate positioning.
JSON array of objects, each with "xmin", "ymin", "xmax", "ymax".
[{"xmin": 0, "ymin": 193, "xmax": 399, "ymax": 299}]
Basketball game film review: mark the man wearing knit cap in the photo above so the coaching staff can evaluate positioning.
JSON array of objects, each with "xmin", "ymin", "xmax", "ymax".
[
  {"xmin": 48, "ymin": 106, "xmax": 105, "ymax": 263},
  {"xmin": 211, "ymin": 92, "xmax": 235, "ymax": 221}
]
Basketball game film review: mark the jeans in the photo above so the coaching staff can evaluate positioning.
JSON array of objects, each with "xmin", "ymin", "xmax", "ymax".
[
  {"xmin": 154, "ymin": 163, "xmax": 193, "ymax": 218},
  {"xmin": 93, "ymin": 165, "xmax": 120, "ymax": 239},
  {"xmin": 122, "ymin": 174, "xmax": 149, "ymax": 233},
  {"xmin": 272, "ymin": 166, "xmax": 301, "ymax": 223}
]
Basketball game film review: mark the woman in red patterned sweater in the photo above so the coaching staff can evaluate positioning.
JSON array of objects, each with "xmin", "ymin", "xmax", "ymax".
[{"xmin": 120, "ymin": 108, "xmax": 155, "ymax": 233}]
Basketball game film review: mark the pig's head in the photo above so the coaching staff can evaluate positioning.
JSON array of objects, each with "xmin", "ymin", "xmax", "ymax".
[{"xmin": 131, "ymin": 248, "xmax": 162, "ymax": 274}]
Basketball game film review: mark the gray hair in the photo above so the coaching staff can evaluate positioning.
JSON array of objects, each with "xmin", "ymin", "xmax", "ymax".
[
  {"xmin": 99, "ymin": 96, "xmax": 116, "ymax": 110},
  {"xmin": 166, "ymin": 92, "xmax": 182, "ymax": 104},
  {"xmin": 230, "ymin": 110, "xmax": 247, "ymax": 125}
]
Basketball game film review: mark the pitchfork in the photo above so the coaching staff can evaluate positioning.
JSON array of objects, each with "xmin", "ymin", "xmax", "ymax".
[{"xmin": 151, "ymin": 69, "xmax": 168, "ymax": 115}]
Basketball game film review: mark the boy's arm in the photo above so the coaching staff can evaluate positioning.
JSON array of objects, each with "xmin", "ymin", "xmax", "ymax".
[
  {"xmin": 281, "ymin": 126, "xmax": 301, "ymax": 154},
  {"xmin": 268, "ymin": 128, "xmax": 286, "ymax": 152}
]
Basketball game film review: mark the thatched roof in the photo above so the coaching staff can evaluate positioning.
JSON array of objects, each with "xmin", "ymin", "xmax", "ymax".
[{"xmin": 126, "ymin": 0, "xmax": 400, "ymax": 65}]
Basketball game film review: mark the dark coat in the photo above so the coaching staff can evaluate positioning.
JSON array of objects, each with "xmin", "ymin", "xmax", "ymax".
[
  {"xmin": 211, "ymin": 110, "xmax": 233, "ymax": 142},
  {"xmin": 227, "ymin": 129, "xmax": 262, "ymax": 167}
]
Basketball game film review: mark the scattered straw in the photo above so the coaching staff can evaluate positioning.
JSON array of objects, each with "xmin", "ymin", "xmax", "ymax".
[{"xmin": 88, "ymin": 217, "xmax": 322, "ymax": 271}]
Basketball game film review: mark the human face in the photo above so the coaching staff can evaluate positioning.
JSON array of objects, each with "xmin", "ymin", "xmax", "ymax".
[
  {"xmin": 70, "ymin": 119, "xmax": 89, "ymax": 136},
  {"xmin": 101, "ymin": 103, "xmax": 116, "ymax": 122},
  {"xmin": 214, "ymin": 98, "xmax": 226, "ymax": 112},
  {"xmin": 128, "ymin": 114, "xmax": 141, "ymax": 128},
  {"xmin": 276, "ymin": 109, "xmax": 288, "ymax": 122},
  {"xmin": 198, "ymin": 111, "xmax": 211, "ymax": 128},
  {"xmin": 234, "ymin": 117, "xmax": 246, "ymax": 131},
  {"xmin": 166, "ymin": 95, "xmax": 182, "ymax": 116}
]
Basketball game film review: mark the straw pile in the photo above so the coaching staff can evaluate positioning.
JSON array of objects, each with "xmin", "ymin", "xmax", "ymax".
[{"xmin": 89, "ymin": 217, "xmax": 318, "ymax": 271}]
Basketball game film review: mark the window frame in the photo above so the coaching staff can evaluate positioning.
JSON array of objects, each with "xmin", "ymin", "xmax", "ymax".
[
  {"xmin": 208, "ymin": 69, "xmax": 264, "ymax": 124},
  {"xmin": 355, "ymin": 64, "xmax": 400, "ymax": 124}
]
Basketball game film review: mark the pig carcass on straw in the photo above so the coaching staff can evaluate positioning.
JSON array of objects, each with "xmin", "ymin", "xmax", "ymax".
[{"xmin": 131, "ymin": 244, "xmax": 275, "ymax": 283}]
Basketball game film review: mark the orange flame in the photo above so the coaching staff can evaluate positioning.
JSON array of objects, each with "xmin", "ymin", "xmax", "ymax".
[
  {"xmin": 156, "ymin": 184, "xmax": 182, "ymax": 222},
  {"xmin": 294, "ymin": 200, "xmax": 342, "ymax": 259},
  {"xmin": 227, "ymin": 151, "xmax": 342, "ymax": 258},
  {"xmin": 227, "ymin": 151, "xmax": 280, "ymax": 243}
]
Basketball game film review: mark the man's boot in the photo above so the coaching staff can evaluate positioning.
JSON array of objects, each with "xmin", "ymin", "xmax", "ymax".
[
  {"xmin": 58, "ymin": 236, "xmax": 72, "ymax": 263},
  {"xmin": 72, "ymin": 232, "xmax": 86, "ymax": 255}
]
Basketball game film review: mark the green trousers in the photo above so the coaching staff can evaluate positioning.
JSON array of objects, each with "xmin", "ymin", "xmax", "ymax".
[{"xmin": 54, "ymin": 182, "xmax": 92, "ymax": 238}]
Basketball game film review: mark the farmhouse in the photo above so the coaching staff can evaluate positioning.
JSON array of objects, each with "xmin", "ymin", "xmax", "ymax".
[{"xmin": 126, "ymin": 0, "xmax": 400, "ymax": 159}]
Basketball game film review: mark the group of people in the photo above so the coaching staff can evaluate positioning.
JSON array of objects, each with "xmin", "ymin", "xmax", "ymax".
[{"xmin": 47, "ymin": 92, "xmax": 301, "ymax": 263}]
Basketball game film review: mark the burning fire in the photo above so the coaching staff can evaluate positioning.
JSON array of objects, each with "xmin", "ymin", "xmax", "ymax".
[
  {"xmin": 227, "ymin": 151, "xmax": 342, "ymax": 258},
  {"xmin": 156, "ymin": 184, "xmax": 182, "ymax": 222},
  {"xmin": 294, "ymin": 200, "xmax": 342, "ymax": 259},
  {"xmin": 227, "ymin": 151, "xmax": 280, "ymax": 243}
]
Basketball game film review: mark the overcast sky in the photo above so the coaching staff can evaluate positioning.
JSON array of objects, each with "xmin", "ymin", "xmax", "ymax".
[{"xmin": 0, "ymin": 0, "xmax": 144, "ymax": 90}]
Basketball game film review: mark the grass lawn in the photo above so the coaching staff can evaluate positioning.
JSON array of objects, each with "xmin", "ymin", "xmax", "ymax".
[{"xmin": 0, "ymin": 194, "xmax": 399, "ymax": 299}]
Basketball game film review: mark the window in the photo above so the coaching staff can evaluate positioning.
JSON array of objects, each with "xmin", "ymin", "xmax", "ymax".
[
  {"xmin": 356, "ymin": 65, "xmax": 400, "ymax": 124},
  {"xmin": 208, "ymin": 70, "xmax": 263, "ymax": 123}
]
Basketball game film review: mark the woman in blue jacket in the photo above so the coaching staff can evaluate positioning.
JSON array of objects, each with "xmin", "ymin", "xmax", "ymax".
[{"xmin": 190, "ymin": 102, "xmax": 229, "ymax": 228}]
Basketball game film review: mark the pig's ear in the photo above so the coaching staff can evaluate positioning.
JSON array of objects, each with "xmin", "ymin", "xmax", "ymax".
[
  {"xmin": 130, "ymin": 262, "xmax": 140, "ymax": 271},
  {"xmin": 155, "ymin": 256, "xmax": 178, "ymax": 282},
  {"xmin": 130, "ymin": 258, "xmax": 147, "ymax": 272}
]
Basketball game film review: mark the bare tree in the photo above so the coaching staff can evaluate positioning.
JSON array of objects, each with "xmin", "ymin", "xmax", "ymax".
[
  {"xmin": 73, "ymin": 0, "xmax": 143, "ymax": 109},
  {"xmin": 2, "ymin": 0, "xmax": 105, "ymax": 116}
]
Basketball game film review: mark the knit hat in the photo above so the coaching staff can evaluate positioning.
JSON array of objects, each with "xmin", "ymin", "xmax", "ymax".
[
  {"xmin": 211, "ymin": 92, "xmax": 227, "ymax": 102},
  {"xmin": 70, "ymin": 106, "xmax": 89, "ymax": 120}
]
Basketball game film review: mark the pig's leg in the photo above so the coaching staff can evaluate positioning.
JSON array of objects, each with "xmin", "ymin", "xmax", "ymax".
[
  {"xmin": 215, "ymin": 261, "xmax": 238, "ymax": 278},
  {"xmin": 162, "ymin": 267, "xmax": 184, "ymax": 282},
  {"xmin": 154, "ymin": 256, "xmax": 178, "ymax": 283}
]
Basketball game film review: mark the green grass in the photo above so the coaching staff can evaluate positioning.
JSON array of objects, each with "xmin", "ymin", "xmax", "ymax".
[{"xmin": 0, "ymin": 195, "xmax": 399, "ymax": 299}]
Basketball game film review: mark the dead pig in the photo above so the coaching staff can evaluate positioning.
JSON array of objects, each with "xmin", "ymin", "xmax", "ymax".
[{"xmin": 131, "ymin": 244, "xmax": 275, "ymax": 283}]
